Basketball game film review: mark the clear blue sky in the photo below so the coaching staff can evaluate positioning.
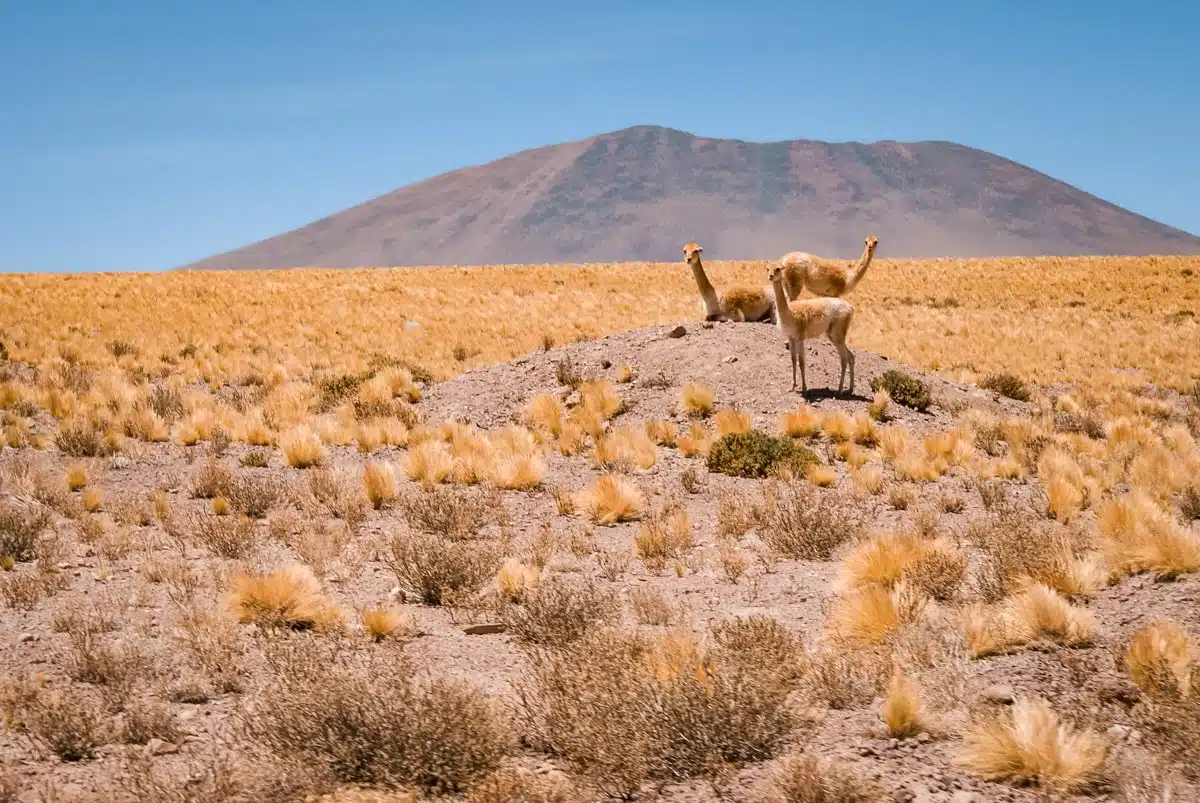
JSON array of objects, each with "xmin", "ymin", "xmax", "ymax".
[{"xmin": 2, "ymin": 1, "xmax": 1197, "ymax": 273}]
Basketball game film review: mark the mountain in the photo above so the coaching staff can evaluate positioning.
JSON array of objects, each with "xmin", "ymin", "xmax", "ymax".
[{"xmin": 180, "ymin": 125, "xmax": 1200, "ymax": 270}]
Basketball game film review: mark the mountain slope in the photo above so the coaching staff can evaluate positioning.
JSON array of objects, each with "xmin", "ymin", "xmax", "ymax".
[{"xmin": 181, "ymin": 125, "xmax": 1200, "ymax": 269}]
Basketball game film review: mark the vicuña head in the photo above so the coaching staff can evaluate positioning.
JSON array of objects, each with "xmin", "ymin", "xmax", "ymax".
[
  {"xmin": 683, "ymin": 242, "xmax": 703, "ymax": 264},
  {"xmin": 865, "ymin": 235, "xmax": 879, "ymax": 250}
]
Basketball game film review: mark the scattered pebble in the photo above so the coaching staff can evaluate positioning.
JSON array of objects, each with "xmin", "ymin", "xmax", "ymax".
[
  {"xmin": 980, "ymin": 684, "xmax": 1015, "ymax": 705},
  {"xmin": 668, "ymin": 325, "xmax": 687, "ymax": 338}
]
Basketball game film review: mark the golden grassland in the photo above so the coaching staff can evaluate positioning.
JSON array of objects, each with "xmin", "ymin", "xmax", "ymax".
[
  {"xmin": 1, "ymin": 254, "xmax": 1197, "ymax": 390},
  {"xmin": 0, "ymin": 255, "xmax": 1199, "ymax": 799}
]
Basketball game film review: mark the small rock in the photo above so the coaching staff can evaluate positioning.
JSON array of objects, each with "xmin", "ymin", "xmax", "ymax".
[
  {"xmin": 892, "ymin": 791, "xmax": 914, "ymax": 803},
  {"xmin": 387, "ymin": 586, "xmax": 404, "ymax": 603},
  {"xmin": 723, "ymin": 355, "xmax": 738, "ymax": 363},
  {"xmin": 1129, "ymin": 728, "xmax": 1143, "ymax": 743},
  {"xmin": 668, "ymin": 325, "xmax": 687, "ymax": 339},
  {"xmin": 889, "ymin": 738, "xmax": 900, "ymax": 750},
  {"xmin": 980, "ymin": 684, "xmax": 1015, "ymax": 705},
  {"xmin": 917, "ymin": 731, "xmax": 932, "ymax": 743},
  {"xmin": 18, "ymin": 633, "xmax": 34, "ymax": 643},
  {"xmin": 858, "ymin": 746, "xmax": 876, "ymax": 757},
  {"xmin": 462, "ymin": 623, "xmax": 506, "ymax": 636},
  {"xmin": 949, "ymin": 793, "xmax": 978, "ymax": 803},
  {"xmin": 1106, "ymin": 724, "xmax": 1130, "ymax": 741},
  {"xmin": 146, "ymin": 738, "xmax": 179, "ymax": 756},
  {"xmin": 109, "ymin": 456, "xmax": 133, "ymax": 470},
  {"xmin": 701, "ymin": 322, "xmax": 714, "ymax": 329}
]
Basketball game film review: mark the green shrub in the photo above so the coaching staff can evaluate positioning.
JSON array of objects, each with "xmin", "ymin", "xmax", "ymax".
[
  {"xmin": 241, "ymin": 450, "xmax": 268, "ymax": 468},
  {"xmin": 870, "ymin": 371, "xmax": 932, "ymax": 412},
  {"xmin": 706, "ymin": 430, "xmax": 817, "ymax": 478},
  {"xmin": 979, "ymin": 372, "xmax": 1032, "ymax": 402}
]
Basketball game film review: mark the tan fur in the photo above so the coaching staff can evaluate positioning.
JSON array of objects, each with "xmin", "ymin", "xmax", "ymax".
[
  {"xmin": 768, "ymin": 264, "xmax": 856, "ymax": 396},
  {"xmin": 683, "ymin": 242, "xmax": 774, "ymax": 323},
  {"xmin": 778, "ymin": 235, "xmax": 879, "ymax": 298}
]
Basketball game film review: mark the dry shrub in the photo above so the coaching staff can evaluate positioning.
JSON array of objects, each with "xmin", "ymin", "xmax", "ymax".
[
  {"xmin": 1179, "ymin": 483, "xmax": 1200, "ymax": 521},
  {"xmin": 189, "ymin": 511, "xmax": 258, "ymax": 559},
  {"xmin": 887, "ymin": 484, "xmax": 916, "ymax": 510},
  {"xmin": 578, "ymin": 474, "xmax": 643, "ymax": 525},
  {"xmin": 467, "ymin": 767, "xmax": 582, "ymax": 803},
  {"xmin": 191, "ymin": 457, "xmax": 232, "ymax": 499},
  {"xmin": 499, "ymin": 575, "xmax": 620, "ymax": 646},
  {"xmin": 399, "ymin": 485, "xmax": 501, "ymax": 540},
  {"xmin": 520, "ymin": 627, "xmax": 795, "ymax": 797},
  {"xmin": 630, "ymin": 586, "xmax": 676, "ymax": 625},
  {"xmin": 597, "ymin": 549, "xmax": 632, "ymax": 581},
  {"xmin": 979, "ymin": 372, "xmax": 1032, "ymax": 401},
  {"xmin": 760, "ymin": 482, "xmax": 862, "ymax": 561},
  {"xmin": 969, "ymin": 508, "xmax": 1106, "ymax": 601},
  {"xmin": 768, "ymin": 753, "xmax": 881, "ymax": 802},
  {"xmin": 61, "ymin": 623, "xmax": 155, "ymax": 708},
  {"xmin": 1124, "ymin": 619, "xmax": 1194, "ymax": 699},
  {"xmin": 65, "ymin": 461, "xmax": 88, "ymax": 491},
  {"xmin": 120, "ymin": 698, "xmax": 180, "ymax": 746},
  {"xmin": 525, "ymin": 393, "xmax": 565, "ymax": 439},
  {"xmin": 306, "ymin": 466, "xmax": 368, "ymax": 530},
  {"xmin": 225, "ymin": 471, "xmax": 287, "ymax": 519},
  {"xmin": 635, "ymin": 502, "xmax": 693, "ymax": 570},
  {"xmin": 1099, "ymin": 491, "xmax": 1200, "ymax": 579},
  {"xmin": 0, "ymin": 676, "xmax": 111, "ymax": 761},
  {"xmin": 963, "ymin": 583, "xmax": 1095, "ymax": 657},
  {"xmin": 0, "ymin": 501, "xmax": 50, "ymax": 564},
  {"xmin": 681, "ymin": 383, "xmax": 714, "ymax": 417},
  {"xmin": 281, "ymin": 425, "xmax": 326, "ymax": 468},
  {"xmin": 173, "ymin": 602, "xmax": 244, "ymax": 693},
  {"xmin": 779, "ymin": 405, "xmax": 823, "ymax": 439},
  {"xmin": 55, "ymin": 417, "xmax": 113, "ymax": 457},
  {"xmin": 383, "ymin": 530, "xmax": 502, "ymax": 606},
  {"xmin": 242, "ymin": 641, "xmax": 511, "ymax": 794},
  {"xmin": 226, "ymin": 564, "xmax": 343, "ymax": 630},
  {"xmin": 955, "ymin": 697, "xmax": 1108, "ymax": 793}
]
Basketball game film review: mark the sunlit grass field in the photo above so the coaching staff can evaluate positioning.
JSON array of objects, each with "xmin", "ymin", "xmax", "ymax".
[{"xmin": 2, "ymin": 254, "xmax": 1197, "ymax": 392}]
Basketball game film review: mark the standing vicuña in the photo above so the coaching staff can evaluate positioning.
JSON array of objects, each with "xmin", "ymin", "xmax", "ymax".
[
  {"xmin": 778, "ymin": 235, "xmax": 879, "ymax": 298},
  {"xmin": 767, "ymin": 263, "xmax": 856, "ymax": 396},
  {"xmin": 683, "ymin": 241, "xmax": 777, "ymax": 323}
]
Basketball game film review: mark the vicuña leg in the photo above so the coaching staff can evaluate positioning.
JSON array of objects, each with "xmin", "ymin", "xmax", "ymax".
[{"xmin": 796, "ymin": 338, "xmax": 808, "ymax": 395}]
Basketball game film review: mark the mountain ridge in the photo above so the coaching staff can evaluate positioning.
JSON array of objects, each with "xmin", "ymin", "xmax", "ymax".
[{"xmin": 179, "ymin": 124, "xmax": 1200, "ymax": 270}]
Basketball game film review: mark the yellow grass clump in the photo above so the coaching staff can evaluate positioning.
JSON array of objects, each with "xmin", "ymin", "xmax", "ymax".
[
  {"xmin": 826, "ymin": 582, "xmax": 927, "ymax": 648},
  {"xmin": 681, "ymin": 383, "xmax": 714, "ymax": 418},
  {"xmin": 402, "ymin": 440, "xmax": 455, "ymax": 487},
  {"xmin": 1124, "ymin": 619, "xmax": 1194, "ymax": 699},
  {"xmin": 363, "ymin": 461, "xmax": 398, "ymax": 509},
  {"xmin": 578, "ymin": 475, "xmax": 644, "ymax": 526},
  {"xmin": 227, "ymin": 563, "xmax": 343, "ymax": 631},
  {"xmin": 1098, "ymin": 491, "xmax": 1200, "ymax": 579},
  {"xmin": 496, "ymin": 558, "xmax": 541, "ymax": 603},
  {"xmin": 964, "ymin": 584, "xmax": 1095, "ymax": 657},
  {"xmin": 677, "ymin": 421, "xmax": 714, "ymax": 458},
  {"xmin": 634, "ymin": 505, "xmax": 693, "ymax": 570},
  {"xmin": 593, "ymin": 424, "xmax": 657, "ymax": 472},
  {"xmin": 280, "ymin": 425, "xmax": 326, "ymax": 468},
  {"xmin": 955, "ymin": 697, "xmax": 1108, "ymax": 792},
  {"xmin": 359, "ymin": 606, "xmax": 415, "ymax": 642},
  {"xmin": 714, "ymin": 408, "xmax": 752, "ymax": 438},
  {"xmin": 779, "ymin": 405, "xmax": 823, "ymax": 439},
  {"xmin": 881, "ymin": 673, "xmax": 926, "ymax": 738},
  {"xmin": 644, "ymin": 418, "xmax": 677, "ymax": 447}
]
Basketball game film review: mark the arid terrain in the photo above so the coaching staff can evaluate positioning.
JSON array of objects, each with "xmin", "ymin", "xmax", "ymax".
[{"xmin": 0, "ymin": 253, "xmax": 1199, "ymax": 803}]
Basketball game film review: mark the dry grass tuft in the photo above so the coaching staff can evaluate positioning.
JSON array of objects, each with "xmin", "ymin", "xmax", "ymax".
[
  {"xmin": 714, "ymin": 408, "xmax": 752, "ymax": 438},
  {"xmin": 280, "ymin": 425, "xmax": 326, "ymax": 468},
  {"xmin": 634, "ymin": 502, "xmax": 693, "ymax": 570},
  {"xmin": 227, "ymin": 563, "xmax": 343, "ymax": 630},
  {"xmin": 826, "ymin": 582, "xmax": 927, "ymax": 648},
  {"xmin": 963, "ymin": 583, "xmax": 1095, "ymax": 657},
  {"xmin": 499, "ymin": 575, "xmax": 620, "ymax": 646},
  {"xmin": 363, "ymin": 461, "xmax": 398, "ymax": 509},
  {"xmin": 1124, "ymin": 619, "xmax": 1194, "ymax": 699},
  {"xmin": 955, "ymin": 697, "xmax": 1108, "ymax": 792},
  {"xmin": 360, "ymin": 606, "xmax": 415, "ymax": 642},
  {"xmin": 578, "ymin": 474, "xmax": 644, "ymax": 525},
  {"xmin": 495, "ymin": 557, "xmax": 541, "ymax": 603},
  {"xmin": 759, "ymin": 482, "xmax": 863, "ymax": 561},
  {"xmin": 769, "ymin": 753, "xmax": 880, "ymax": 802},
  {"xmin": 681, "ymin": 383, "xmax": 715, "ymax": 418},
  {"xmin": 880, "ymin": 673, "xmax": 926, "ymax": 738},
  {"xmin": 1099, "ymin": 491, "xmax": 1200, "ymax": 579}
]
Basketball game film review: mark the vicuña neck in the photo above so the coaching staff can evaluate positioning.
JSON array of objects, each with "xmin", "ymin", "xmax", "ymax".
[
  {"xmin": 770, "ymin": 276, "xmax": 794, "ymax": 330},
  {"xmin": 689, "ymin": 258, "xmax": 722, "ymax": 316}
]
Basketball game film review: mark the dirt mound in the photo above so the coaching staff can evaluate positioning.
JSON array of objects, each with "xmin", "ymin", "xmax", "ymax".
[{"xmin": 421, "ymin": 319, "xmax": 1025, "ymax": 431}]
